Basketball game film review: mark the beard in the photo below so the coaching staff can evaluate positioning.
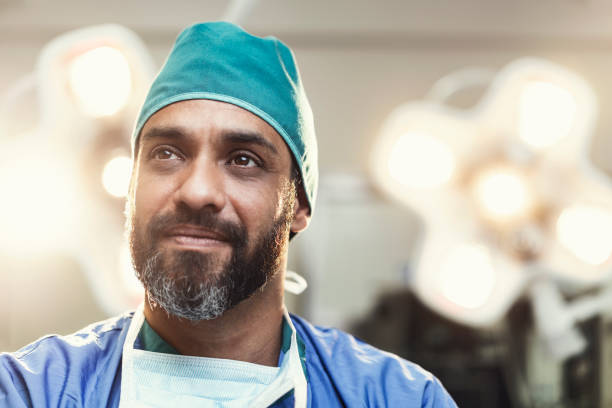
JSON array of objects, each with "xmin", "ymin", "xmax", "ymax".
[{"xmin": 128, "ymin": 183, "xmax": 295, "ymax": 321}]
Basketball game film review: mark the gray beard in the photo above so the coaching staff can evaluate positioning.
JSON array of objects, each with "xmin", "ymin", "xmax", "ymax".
[
  {"xmin": 129, "ymin": 181, "xmax": 295, "ymax": 321},
  {"xmin": 142, "ymin": 251, "xmax": 229, "ymax": 320},
  {"xmin": 136, "ymin": 214, "xmax": 290, "ymax": 321}
]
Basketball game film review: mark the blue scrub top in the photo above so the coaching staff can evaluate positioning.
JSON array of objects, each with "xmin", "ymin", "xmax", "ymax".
[{"xmin": 0, "ymin": 312, "xmax": 457, "ymax": 407}]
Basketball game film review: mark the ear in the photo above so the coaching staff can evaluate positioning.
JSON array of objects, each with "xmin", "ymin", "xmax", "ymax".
[{"xmin": 290, "ymin": 184, "xmax": 311, "ymax": 234}]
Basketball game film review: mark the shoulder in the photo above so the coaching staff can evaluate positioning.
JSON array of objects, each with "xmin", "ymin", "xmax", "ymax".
[
  {"xmin": 0, "ymin": 312, "xmax": 133, "ymax": 407},
  {"xmin": 290, "ymin": 314, "xmax": 457, "ymax": 408},
  {"xmin": 6, "ymin": 311, "xmax": 132, "ymax": 365}
]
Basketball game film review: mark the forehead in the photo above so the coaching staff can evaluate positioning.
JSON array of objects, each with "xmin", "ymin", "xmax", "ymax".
[{"xmin": 138, "ymin": 99, "xmax": 289, "ymax": 155}]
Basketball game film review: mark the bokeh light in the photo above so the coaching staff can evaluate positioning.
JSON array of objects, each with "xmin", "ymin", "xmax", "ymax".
[
  {"xmin": 0, "ymin": 142, "xmax": 79, "ymax": 253},
  {"xmin": 68, "ymin": 46, "xmax": 132, "ymax": 117},
  {"xmin": 472, "ymin": 166, "xmax": 532, "ymax": 222},
  {"xmin": 102, "ymin": 156, "xmax": 132, "ymax": 198},
  {"xmin": 387, "ymin": 131, "xmax": 455, "ymax": 189},
  {"xmin": 556, "ymin": 205, "xmax": 612, "ymax": 266},
  {"xmin": 518, "ymin": 81, "xmax": 577, "ymax": 149},
  {"xmin": 440, "ymin": 243, "xmax": 496, "ymax": 309}
]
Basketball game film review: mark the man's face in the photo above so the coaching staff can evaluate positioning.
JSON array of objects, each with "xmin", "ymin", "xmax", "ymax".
[{"xmin": 128, "ymin": 99, "xmax": 307, "ymax": 321}]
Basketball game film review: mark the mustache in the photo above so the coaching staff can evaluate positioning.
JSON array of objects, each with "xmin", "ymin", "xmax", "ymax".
[{"xmin": 146, "ymin": 203, "xmax": 246, "ymax": 246}]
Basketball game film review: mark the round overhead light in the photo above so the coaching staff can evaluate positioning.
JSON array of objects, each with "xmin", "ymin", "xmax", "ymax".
[
  {"xmin": 102, "ymin": 155, "xmax": 132, "ymax": 198},
  {"xmin": 472, "ymin": 166, "xmax": 532, "ymax": 222},
  {"xmin": 68, "ymin": 46, "xmax": 132, "ymax": 117}
]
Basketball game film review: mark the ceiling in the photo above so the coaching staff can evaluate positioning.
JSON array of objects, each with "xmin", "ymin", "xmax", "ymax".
[{"xmin": 2, "ymin": 0, "xmax": 612, "ymax": 43}]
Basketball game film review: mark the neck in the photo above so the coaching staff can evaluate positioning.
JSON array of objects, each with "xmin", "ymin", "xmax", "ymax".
[{"xmin": 143, "ymin": 270, "xmax": 286, "ymax": 367}]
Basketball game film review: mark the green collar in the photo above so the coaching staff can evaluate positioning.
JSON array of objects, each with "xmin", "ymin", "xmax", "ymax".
[{"xmin": 138, "ymin": 319, "xmax": 180, "ymax": 355}]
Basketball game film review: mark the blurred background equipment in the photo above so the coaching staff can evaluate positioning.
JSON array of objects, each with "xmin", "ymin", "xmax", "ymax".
[
  {"xmin": 351, "ymin": 289, "xmax": 603, "ymax": 408},
  {"xmin": 4, "ymin": 1, "xmax": 612, "ymax": 407},
  {"xmin": 0, "ymin": 24, "xmax": 156, "ymax": 331},
  {"xmin": 369, "ymin": 58, "xmax": 612, "ymax": 342},
  {"xmin": 371, "ymin": 57, "xmax": 612, "ymax": 407}
]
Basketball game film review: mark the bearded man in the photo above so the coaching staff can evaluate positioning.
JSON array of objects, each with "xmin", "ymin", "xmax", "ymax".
[{"xmin": 0, "ymin": 22, "xmax": 457, "ymax": 407}]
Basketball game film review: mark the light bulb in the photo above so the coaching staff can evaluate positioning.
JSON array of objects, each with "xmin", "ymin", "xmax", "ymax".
[{"xmin": 473, "ymin": 166, "xmax": 532, "ymax": 222}]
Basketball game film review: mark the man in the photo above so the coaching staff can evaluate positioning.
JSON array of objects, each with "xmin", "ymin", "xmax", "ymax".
[{"xmin": 0, "ymin": 22, "xmax": 457, "ymax": 407}]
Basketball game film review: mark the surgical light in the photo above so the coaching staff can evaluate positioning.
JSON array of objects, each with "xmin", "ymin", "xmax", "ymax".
[
  {"xmin": 68, "ymin": 46, "xmax": 132, "ymax": 117},
  {"xmin": 440, "ymin": 244, "xmax": 496, "ymax": 309},
  {"xmin": 518, "ymin": 81, "xmax": 577, "ymax": 149},
  {"xmin": 0, "ymin": 139, "xmax": 79, "ymax": 253},
  {"xmin": 371, "ymin": 58, "xmax": 603, "ymax": 338},
  {"xmin": 556, "ymin": 205, "xmax": 612, "ymax": 266},
  {"xmin": 102, "ymin": 155, "xmax": 132, "ymax": 198},
  {"xmin": 2, "ymin": 24, "xmax": 157, "ymax": 315},
  {"xmin": 388, "ymin": 131, "xmax": 455, "ymax": 189},
  {"xmin": 472, "ymin": 166, "xmax": 532, "ymax": 222}
]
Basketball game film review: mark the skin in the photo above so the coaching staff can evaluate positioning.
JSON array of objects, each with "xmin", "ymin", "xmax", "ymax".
[{"xmin": 129, "ymin": 99, "xmax": 310, "ymax": 366}]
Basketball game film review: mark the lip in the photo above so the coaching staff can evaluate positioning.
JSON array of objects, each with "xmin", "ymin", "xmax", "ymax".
[{"xmin": 164, "ymin": 225, "xmax": 229, "ymax": 249}]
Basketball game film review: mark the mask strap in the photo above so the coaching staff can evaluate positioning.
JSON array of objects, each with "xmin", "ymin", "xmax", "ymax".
[{"xmin": 284, "ymin": 270, "xmax": 308, "ymax": 295}]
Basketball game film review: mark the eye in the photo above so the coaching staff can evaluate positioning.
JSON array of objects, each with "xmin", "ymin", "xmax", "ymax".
[
  {"xmin": 151, "ymin": 147, "xmax": 181, "ymax": 161},
  {"xmin": 229, "ymin": 154, "xmax": 260, "ymax": 168}
]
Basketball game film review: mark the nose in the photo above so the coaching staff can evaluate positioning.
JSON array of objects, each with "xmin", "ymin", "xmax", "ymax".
[{"xmin": 175, "ymin": 159, "xmax": 226, "ymax": 212}]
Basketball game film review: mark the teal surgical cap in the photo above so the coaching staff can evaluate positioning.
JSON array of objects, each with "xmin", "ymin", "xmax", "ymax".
[{"xmin": 132, "ymin": 21, "xmax": 318, "ymax": 214}]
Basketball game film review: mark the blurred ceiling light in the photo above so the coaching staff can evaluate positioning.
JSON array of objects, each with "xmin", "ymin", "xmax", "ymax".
[
  {"xmin": 518, "ymin": 81, "xmax": 577, "ymax": 149},
  {"xmin": 36, "ymin": 24, "xmax": 156, "ymax": 134},
  {"xmin": 388, "ymin": 131, "xmax": 455, "ymax": 189},
  {"xmin": 372, "ymin": 58, "xmax": 603, "ymax": 341},
  {"xmin": 0, "ymin": 139, "xmax": 79, "ymax": 253},
  {"xmin": 440, "ymin": 244, "xmax": 496, "ymax": 309},
  {"xmin": 472, "ymin": 166, "xmax": 532, "ymax": 222},
  {"xmin": 556, "ymin": 205, "xmax": 612, "ymax": 266},
  {"xmin": 68, "ymin": 46, "xmax": 132, "ymax": 117},
  {"xmin": 0, "ymin": 25, "xmax": 156, "ymax": 314},
  {"xmin": 102, "ymin": 155, "xmax": 132, "ymax": 198}
]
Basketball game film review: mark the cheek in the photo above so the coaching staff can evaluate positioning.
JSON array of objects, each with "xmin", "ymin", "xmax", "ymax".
[
  {"xmin": 226, "ymin": 182, "xmax": 280, "ymax": 223},
  {"xmin": 132, "ymin": 174, "xmax": 177, "ymax": 222},
  {"xmin": 226, "ymin": 179, "xmax": 292, "ymax": 231}
]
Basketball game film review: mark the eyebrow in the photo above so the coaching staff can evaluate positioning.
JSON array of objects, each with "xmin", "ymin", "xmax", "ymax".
[
  {"xmin": 221, "ymin": 130, "xmax": 279, "ymax": 155},
  {"xmin": 139, "ymin": 126, "xmax": 187, "ymax": 144},
  {"xmin": 139, "ymin": 127, "xmax": 279, "ymax": 155}
]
